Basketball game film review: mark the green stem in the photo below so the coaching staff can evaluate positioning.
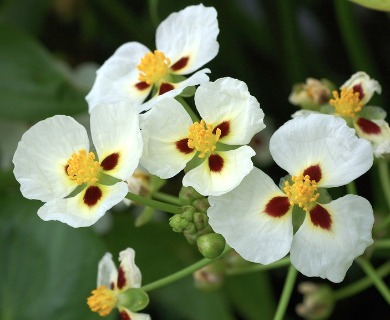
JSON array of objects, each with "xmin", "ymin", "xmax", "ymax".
[
  {"xmin": 378, "ymin": 159, "xmax": 390, "ymax": 210},
  {"xmin": 227, "ymin": 257, "xmax": 290, "ymax": 276},
  {"xmin": 373, "ymin": 239, "xmax": 390, "ymax": 250},
  {"xmin": 141, "ymin": 246, "xmax": 231, "ymax": 292},
  {"xmin": 356, "ymin": 257, "xmax": 390, "ymax": 304},
  {"xmin": 125, "ymin": 192, "xmax": 181, "ymax": 215},
  {"xmin": 152, "ymin": 191, "xmax": 181, "ymax": 206},
  {"xmin": 334, "ymin": 262, "xmax": 390, "ymax": 301},
  {"xmin": 273, "ymin": 264, "xmax": 298, "ymax": 320},
  {"xmin": 346, "ymin": 180, "xmax": 357, "ymax": 195},
  {"xmin": 176, "ymin": 97, "xmax": 200, "ymax": 122},
  {"xmin": 147, "ymin": 0, "xmax": 160, "ymax": 27}
]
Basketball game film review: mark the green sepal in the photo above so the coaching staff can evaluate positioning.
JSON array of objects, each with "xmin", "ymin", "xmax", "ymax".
[
  {"xmin": 118, "ymin": 288, "xmax": 150, "ymax": 312},
  {"xmin": 292, "ymin": 205, "xmax": 305, "ymax": 234},
  {"xmin": 319, "ymin": 104, "xmax": 335, "ymax": 115},
  {"xmin": 278, "ymin": 174, "xmax": 291, "ymax": 191},
  {"xmin": 98, "ymin": 172, "xmax": 122, "ymax": 186},
  {"xmin": 317, "ymin": 188, "xmax": 332, "ymax": 204},
  {"xmin": 358, "ymin": 105, "xmax": 387, "ymax": 120},
  {"xmin": 179, "ymin": 85, "xmax": 196, "ymax": 97}
]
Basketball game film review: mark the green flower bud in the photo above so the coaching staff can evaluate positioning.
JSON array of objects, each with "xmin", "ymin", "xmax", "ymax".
[
  {"xmin": 193, "ymin": 211, "xmax": 208, "ymax": 231},
  {"xmin": 192, "ymin": 198, "xmax": 210, "ymax": 213},
  {"xmin": 169, "ymin": 214, "xmax": 190, "ymax": 232},
  {"xmin": 181, "ymin": 205, "xmax": 196, "ymax": 221},
  {"xmin": 197, "ymin": 233, "xmax": 226, "ymax": 259},
  {"xmin": 184, "ymin": 222, "xmax": 196, "ymax": 234},
  {"xmin": 118, "ymin": 288, "xmax": 149, "ymax": 312},
  {"xmin": 178, "ymin": 186, "xmax": 203, "ymax": 205}
]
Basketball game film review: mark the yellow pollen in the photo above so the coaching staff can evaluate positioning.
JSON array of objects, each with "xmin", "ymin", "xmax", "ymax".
[
  {"xmin": 329, "ymin": 87, "xmax": 363, "ymax": 118},
  {"xmin": 137, "ymin": 50, "xmax": 171, "ymax": 85},
  {"xmin": 283, "ymin": 174, "xmax": 320, "ymax": 211},
  {"xmin": 66, "ymin": 149, "xmax": 101, "ymax": 185},
  {"xmin": 87, "ymin": 285, "xmax": 117, "ymax": 317},
  {"xmin": 187, "ymin": 120, "xmax": 221, "ymax": 158}
]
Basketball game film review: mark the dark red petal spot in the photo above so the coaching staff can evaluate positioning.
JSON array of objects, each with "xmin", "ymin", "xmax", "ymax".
[
  {"xmin": 303, "ymin": 164, "xmax": 322, "ymax": 183},
  {"xmin": 110, "ymin": 282, "xmax": 115, "ymax": 290},
  {"xmin": 176, "ymin": 138, "xmax": 193, "ymax": 154},
  {"xmin": 100, "ymin": 153, "xmax": 120, "ymax": 171},
  {"xmin": 135, "ymin": 81, "xmax": 151, "ymax": 91},
  {"xmin": 159, "ymin": 83, "xmax": 175, "ymax": 95},
  {"xmin": 357, "ymin": 117, "xmax": 381, "ymax": 135},
  {"xmin": 213, "ymin": 121, "xmax": 230, "ymax": 139},
  {"xmin": 83, "ymin": 186, "xmax": 102, "ymax": 207},
  {"xmin": 120, "ymin": 311, "xmax": 131, "ymax": 320},
  {"xmin": 117, "ymin": 266, "xmax": 126, "ymax": 289},
  {"xmin": 208, "ymin": 154, "xmax": 224, "ymax": 172},
  {"xmin": 352, "ymin": 84, "xmax": 364, "ymax": 100},
  {"xmin": 171, "ymin": 56, "xmax": 189, "ymax": 71},
  {"xmin": 64, "ymin": 164, "xmax": 69, "ymax": 175},
  {"xmin": 310, "ymin": 204, "xmax": 332, "ymax": 230},
  {"xmin": 264, "ymin": 196, "xmax": 291, "ymax": 218}
]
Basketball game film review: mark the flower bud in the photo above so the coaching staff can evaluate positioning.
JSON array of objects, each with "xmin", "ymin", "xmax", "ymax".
[
  {"xmin": 169, "ymin": 214, "xmax": 190, "ymax": 233},
  {"xmin": 192, "ymin": 198, "xmax": 210, "ymax": 213},
  {"xmin": 296, "ymin": 282, "xmax": 334, "ymax": 320},
  {"xmin": 178, "ymin": 186, "xmax": 203, "ymax": 205},
  {"xmin": 181, "ymin": 205, "xmax": 196, "ymax": 221},
  {"xmin": 193, "ymin": 211, "xmax": 208, "ymax": 231},
  {"xmin": 197, "ymin": 233, "xmax": 226, "ymax": 259}
]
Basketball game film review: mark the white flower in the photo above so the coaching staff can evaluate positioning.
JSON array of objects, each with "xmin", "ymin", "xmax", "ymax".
[
  {"xmin": 86, "ymin": 4, "xmax": 219, "ymax": 112},
  {"xmin": 140, "ymin": 77, "xmax": 265, "ymax": 196},
  {"xmin": 341, "ymin": 71, "xmax": 381, "ymax": 105},
  {"xmin": 13, "ymin": 102, "xmax": 142, "ymax": 227},
  {"xmin": 354, "ymin": 117, "xmax": 390, "ymax": 158},
  {"xmin": 87, "ymin": 248, "xmax": 150, "ymax": 319},
  {"xmin": 208, "ymin": 114, "xmax": 374, "ymax": 282}
]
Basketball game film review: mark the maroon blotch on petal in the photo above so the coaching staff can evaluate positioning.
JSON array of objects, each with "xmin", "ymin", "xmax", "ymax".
[
  {"xmin": 83, "ymin": 186, "xmax": 102, "ymax": 207},
  {"xmin": 356, "ymin": 117, "xmax": 381, "ymax": 135},
  {"xmin": 208, "ymin": 154, "xmax": 224, "ymax": 172},
  {"xmin": 303, "ymin": 164, "xmax": 322, "ymax": 183},
  {"xmin": 135, "ymin": 81, "xmax": 151, "ymax": 91},
  {"xmin": 101, "ymin": 153, "xmax": 120, "ymax": 171},
  {"xmin": 264, "ymin": 196, "xmax": 290, "ymax": 218},
  {"xmin": 213, "ymin": 121, "xmax": 230, "ymax": 139},
  {"xmin": 176, "ymin": 138, "xmax": 193, "ymax": 154},
  {"xmin": 120, "ymin": 311, "xmax": 131, "ymax": 320},
  {"xmin": 310, "ymin": 204, "xmax": 332, "ymax": 230},
  {"xmin": 117, "ymin": 266, "xmax": 126, "ymax": 289},
  {"xmin": 159, "ymin": 83, "xmax": 175, "ymax": 95},
  {"xmin": 352, "ymin": 84, "xmax": 365, "ymax": 100},
  {"xmin": 171, "ymin": 57, "xmax": 189, "ymax": 71}
]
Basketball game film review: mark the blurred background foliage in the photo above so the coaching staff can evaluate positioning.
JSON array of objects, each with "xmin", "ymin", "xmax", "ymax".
[{"xmin": 0, "ymin": 0, "xmax": 389, "ymax": 319}]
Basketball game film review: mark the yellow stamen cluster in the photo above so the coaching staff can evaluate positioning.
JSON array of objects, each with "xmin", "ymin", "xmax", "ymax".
[
  {"xmin": 284, "ymin": 174, "xmax": 320, "ymax": 212},
  {"xmin": 66, "ymin": 149, "xmax": 101, "ymax": 185},
  {"xmin": 187, "ymin": 120, "xmax": 221, "ymax": 158},
  {"xmin": 87, "ymin": 285, "xmax": 117, "ymax": 317},
  {"xmin": 137, "ymin": 50, "xmax": 171, "ymax": 85},
  {"xmin": 329, "ymin": 87, "xmax": 363, "ymax": 118}
]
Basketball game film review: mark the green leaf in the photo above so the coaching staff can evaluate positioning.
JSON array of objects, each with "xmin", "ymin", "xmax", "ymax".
[
  {"xmin": 349, "ymin": 0, "xmax": 390, "ymax": 11},
  {"xmin": 0, "ymin": 194, "xmax": 113, "ymax": 320},
  {"xmin": 0, "ymin": 24, "xmax": 87, "ymax": 121}
]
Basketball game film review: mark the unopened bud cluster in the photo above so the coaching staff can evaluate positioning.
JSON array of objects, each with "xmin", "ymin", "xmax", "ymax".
[{"xmin": 170, "ymin": 186, "xmax": 225, "ymax": 259}]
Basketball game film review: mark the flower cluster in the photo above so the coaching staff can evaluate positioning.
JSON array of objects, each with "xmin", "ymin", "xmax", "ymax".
[{"xmin": 11, "ymin": 3, "xmax": 387, "ymax": 319}]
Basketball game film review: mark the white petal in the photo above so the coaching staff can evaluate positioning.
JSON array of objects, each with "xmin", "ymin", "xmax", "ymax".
[
  {"xmin": 37, "ymin": 182, "xmax": 128, "ymax": 227},
  {"xmin": 91, "ymin": 102, "xmax": 143, "ymax": 181},
  {"xmin": 270, "ymin": 114, "xmax": 373, "ymax": 187},
  {"xmin": 156, "ymin": 4, "xmax": 219, "ymax": 74},
  {"xmin": 97, "ymin": 252, "xmax": 118, "ymax": 288},
  {"xmin": 140, "ymin": 97, "xmax": 195, "ymax": 178},
  {"xmin": 118, "ymin": 308, "xmax": 151, "ymax": 320},
  {"xmin": 195, "ymin": 77, "xmax": 265, "ymax": 145},
  {"xmin": 290, "ymin": 195, "xmax": 374, "ymax": 283},
  {"xmin": 208, "ymin": 167, "xmax": 293, "ymax": 264},
  {"xmin": 86, "ymin": 42, "xmax": 152, "ymax": 112},
  {"xmin": 118, "ymin": 248, "xmax": 142, "ymax": 290},
  {"xmin": 13, "ymin": 115, "xmax": 89, "ymax": 202},
  {"xmin": 354, "ymin": 118, "xmax": 390, "ymax": 144},
  {"xmin": 290, "ymin": 109, "xmax": 319, "ymax": 118},
  {"xmin": 182, "ymin": 146, "xmax": 255, "ymax": 196},
  {"xmin": 341, "ymin": 71, "xmax": 381, "ymax": 105},
  {"xmin": 139, "ymin": 68, "xmax": 210, "ymax": 112}
]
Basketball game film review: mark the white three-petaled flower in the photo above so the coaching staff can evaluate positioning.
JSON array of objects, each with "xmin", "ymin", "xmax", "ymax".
[
  {"xmin": 13, "ymin": 102, "xmax": 142, "ymax": 227},
  {"xmin": 86, "ymin": 4, "xmax": 219, "ymax": 112},
  {"xmin": 208, "ymin": 114, "xmax": 374, "ymax": 282},
  {"xmin": 87, "ymin": 248, "xmax": 150, "ymax": 320},
  {"xmin": 140, "ymin": 77, "xmax": 265, "ymax": 196}
]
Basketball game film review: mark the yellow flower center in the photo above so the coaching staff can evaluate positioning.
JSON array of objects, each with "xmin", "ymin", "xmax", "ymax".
[
  {"xmin": 137, "ymin": 50, "xmax": 171, "ymax": 85},
  {"xmin": 187, "ymin": 120, "xmax": 221, "ymax": 158},
  {"xmin": 329, "ymin": 87, "xmax": 363, "ymax": 118},
  {"xmin": 87, "ymin": 285, "xmax": 117, "ymax": 317},
  {"xmin": 66, "ymin": 149, "xmax": 101, "ymax": 185},
  {"xmin": 284, "ymin": 174, "xmax": 320, "ymax": 211}
]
